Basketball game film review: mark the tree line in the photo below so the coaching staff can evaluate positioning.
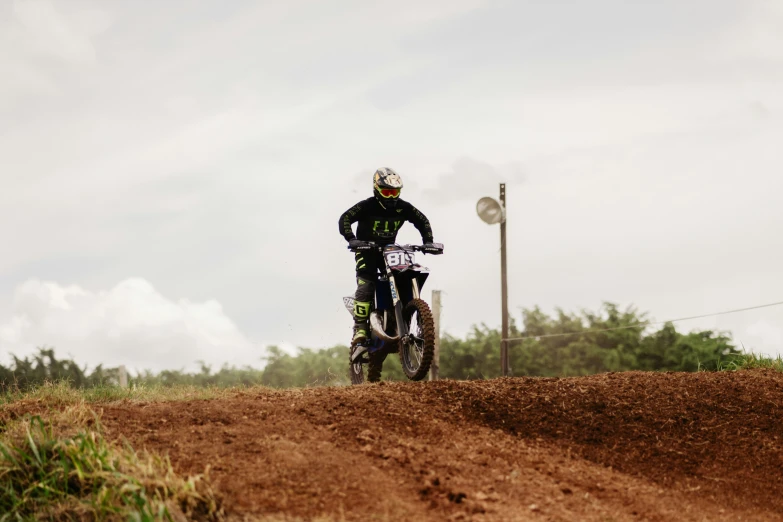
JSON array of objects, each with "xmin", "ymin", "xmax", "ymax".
[{"xmin": 1, "ymin": 303, "xmax": 740, "ymax": 391}]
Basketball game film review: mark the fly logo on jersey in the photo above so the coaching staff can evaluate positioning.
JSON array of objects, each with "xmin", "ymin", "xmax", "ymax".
[{"xmin": 372, "ymin": 220, "xmax": 403, "ymax": 239}]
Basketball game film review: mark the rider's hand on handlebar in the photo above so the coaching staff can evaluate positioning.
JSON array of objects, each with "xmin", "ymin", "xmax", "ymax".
[
  {"xmin": 422, "ymin": 242, "xmax": 444, "ymax": 254},
  {"xmin": 348, "ymin": 239, "xmax": 372, "ymax": 251}
]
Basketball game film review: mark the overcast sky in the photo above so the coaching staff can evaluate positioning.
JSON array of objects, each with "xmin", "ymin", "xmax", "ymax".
[{"xmin": 1, "ymin": 0, "xmax": 782, "ymax": 373}]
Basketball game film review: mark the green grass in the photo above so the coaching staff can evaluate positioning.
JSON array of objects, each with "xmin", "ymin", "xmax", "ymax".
[
  {"xmin": 4, "ymin": 349, "xmax": 782, "ymax": 411},
  {"xmin": 1, "ymin": 379, "xmax": 275, "ymax": 408},
  {"xmin": 0, "ymin": 403, "xmax": 223, "ymax": 521},
  {"xmin": 716, "ymin": 351, "xmax": 783, "ymax": 372}
]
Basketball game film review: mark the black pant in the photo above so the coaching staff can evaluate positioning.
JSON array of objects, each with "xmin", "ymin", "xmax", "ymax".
[{"xmin": 353, "ymin": 251, "xmax": 383, "ymax": 319}]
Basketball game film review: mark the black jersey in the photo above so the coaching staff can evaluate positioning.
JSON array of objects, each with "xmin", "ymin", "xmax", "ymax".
[{"xmin": 339, "ymin": 197, "xmax": 433, "ymax": 245}]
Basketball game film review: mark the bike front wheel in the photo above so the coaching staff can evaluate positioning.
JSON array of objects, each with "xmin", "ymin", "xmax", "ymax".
[{"xmin": 399, "ymin": 299, "xmax": 435, "ymax": 381}]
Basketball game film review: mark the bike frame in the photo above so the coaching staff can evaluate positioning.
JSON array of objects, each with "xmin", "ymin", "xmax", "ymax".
[
  {"xmin": 377, "ymin": 245, "xmax": 429, "ymax": 342},
  {"xmin": 345, "ymin": 241, "xmax": 443, "ymax": 381},
  {"xmin": 344, "ymin": 244, "xmax": 434, "ymax": 359}
]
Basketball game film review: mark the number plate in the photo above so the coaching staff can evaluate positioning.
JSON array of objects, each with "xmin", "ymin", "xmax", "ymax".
[{"xmin": 384, "ymin": 250, "xmax": 414, "ymax": 269}]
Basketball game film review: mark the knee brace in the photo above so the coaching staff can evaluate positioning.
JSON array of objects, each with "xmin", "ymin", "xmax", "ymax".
[{"xmin": 354, "ymin": 276, "xmax": 376, "ymax": 304}]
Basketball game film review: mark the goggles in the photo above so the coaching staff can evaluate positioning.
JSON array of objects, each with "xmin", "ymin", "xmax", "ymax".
[{"xmin": 378, "ymin": 188, "xmax": 401, "ymax": 198}]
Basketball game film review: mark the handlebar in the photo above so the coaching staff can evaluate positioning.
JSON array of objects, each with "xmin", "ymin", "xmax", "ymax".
[
  {"xmin": 411, "ymin": 243, "xmax": 445, "ymax": 254},
  {"xmin": 348, "ymin": 241, "xmax": 444, "ymax": 255}
]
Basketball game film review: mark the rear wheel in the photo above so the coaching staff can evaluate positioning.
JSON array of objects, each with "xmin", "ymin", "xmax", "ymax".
[
  {"xmin": 399, "ymin": 299, "xmax": 435, "ymax": 381},
  {"xmin": 349, "ymin": 349, "xmax": 386, "ymax": 385}
]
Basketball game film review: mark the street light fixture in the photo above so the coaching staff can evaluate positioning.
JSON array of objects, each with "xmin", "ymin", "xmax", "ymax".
[
  {"xmin": 476, "ymin": 184, "xmax": 510, "ymax": 377},
  {"xmin": 476, "ymin": 196, "xmax": 504, "ymax": 225}
]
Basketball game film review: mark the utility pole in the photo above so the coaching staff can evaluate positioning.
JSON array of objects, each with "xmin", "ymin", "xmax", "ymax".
[
  {"xmin": 430, "ymin": 290, "xmax": 441, "ymax": 381},
  {"xmin": 476, "ymin": 183, "xmax": 510, "ymax": 377},
  {"xmin": 499, "ymin": 184, "xmax": 509, "ymax": 377},
  {"xmin": 118, "ymin": 365, "xmax": 128, "ymax": 388}
]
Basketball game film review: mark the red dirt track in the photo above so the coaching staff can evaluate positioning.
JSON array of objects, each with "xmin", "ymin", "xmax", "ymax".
[{"xmin": 98, "ymin": 369, "xmax": 783, "ymax": 521}]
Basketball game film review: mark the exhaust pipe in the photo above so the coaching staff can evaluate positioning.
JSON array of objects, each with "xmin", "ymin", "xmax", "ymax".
[{"xmin": 370, "ymin": 311, "xmax": 400, "ymax": 343}]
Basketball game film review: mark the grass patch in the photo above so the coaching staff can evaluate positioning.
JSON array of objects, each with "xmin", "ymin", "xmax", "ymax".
[
  {"xmin": 0, "ymin": 403, "xmax": 223, "ymax": 521},
  {"xmin": 0, "ymin": 380, "xmax": 269, "ymax": 408},
  {"xmin": 716, "ymin": 351, "xmax": 783, "ymax": 372}
]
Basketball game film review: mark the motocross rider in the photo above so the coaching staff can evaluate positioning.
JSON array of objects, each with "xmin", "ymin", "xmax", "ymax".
[{"xmin": 339, "ymin": 168, "xmax": 438, "ymax": 346}]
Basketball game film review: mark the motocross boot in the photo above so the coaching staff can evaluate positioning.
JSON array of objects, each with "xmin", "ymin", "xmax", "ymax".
[
  {"xmin": 351, "ymin": 300, "xmax": 371, "ymax": 346},
  {"xmin": 352, "ymin": 321, "xmax": 369, "ymax": 346}
]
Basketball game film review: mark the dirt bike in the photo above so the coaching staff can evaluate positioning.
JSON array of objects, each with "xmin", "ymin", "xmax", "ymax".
[{"xmin": 343, "ymin": 242, "xmax": 444, "ymax": 384}]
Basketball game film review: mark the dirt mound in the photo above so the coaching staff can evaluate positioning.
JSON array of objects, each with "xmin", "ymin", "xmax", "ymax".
[{"xmin": 95, "ymin": 369, "xmax": 783, "ymax": 521}]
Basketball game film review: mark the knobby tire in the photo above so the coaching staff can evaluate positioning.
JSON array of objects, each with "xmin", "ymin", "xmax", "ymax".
[{"xmin": 399, "ymin": 298, "xmax": 435, "ymax": 381}]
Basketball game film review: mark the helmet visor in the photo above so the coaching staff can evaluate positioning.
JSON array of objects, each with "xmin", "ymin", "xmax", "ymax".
[{"xmin": 378, "ymin": 188, "xmax": 401, "ymax": 198}]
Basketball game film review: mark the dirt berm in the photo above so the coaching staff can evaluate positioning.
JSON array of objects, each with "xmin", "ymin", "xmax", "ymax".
[{"xmin": 99, "ymin": 369, "xmax": 783, "ymax": 521}]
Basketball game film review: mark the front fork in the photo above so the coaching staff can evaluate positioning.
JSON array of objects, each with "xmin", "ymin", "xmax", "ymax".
[{"xmin": 384, "ymin": 264, "xmax": 421, "ymax": 342}]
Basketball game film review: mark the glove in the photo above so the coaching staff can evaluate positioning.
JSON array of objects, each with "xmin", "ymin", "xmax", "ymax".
[
  {"xmin": 422, "ymin": 242, "xmax": 444, "ymax": 254},
  {"xmin": 348, "ymin": 239, "xmax": 370, "ymax": 251}
]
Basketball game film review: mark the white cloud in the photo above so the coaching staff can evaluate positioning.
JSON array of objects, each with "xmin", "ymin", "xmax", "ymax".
[
  {"xmin": 0, "ymin": 279, "xmax": 261, "ymax": 373},
  {"xmin": 0, "ymin": 0, "xmax": 111, "ymax": 107},
  {"xmin": 722, "ymin": 0, "xmax": 783, "ymax": 61},
  {"xmin": 390, "ymin": 0, "xmax": 486, "ymax": 25},
  {"xmin": 1, "ymin": 0, "xmax": 782, "ymax": 367},
  {"xmin": 422, "ymin": 157, "xmax": 525, "ymax": 205},
  {"xmin": 11, "ymin": 0, "xmax": 111, "ymax": 65}
]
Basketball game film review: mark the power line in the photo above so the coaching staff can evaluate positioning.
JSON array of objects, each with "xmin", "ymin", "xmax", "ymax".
[{"xmin": 502, "ymin": 300, "xmax": 783, "ymax": 343}]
